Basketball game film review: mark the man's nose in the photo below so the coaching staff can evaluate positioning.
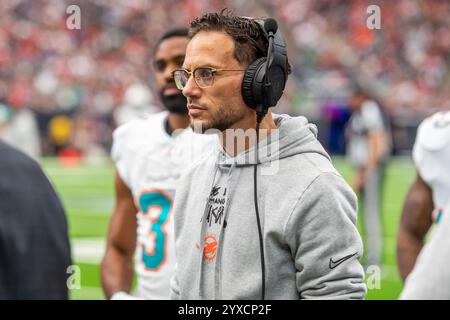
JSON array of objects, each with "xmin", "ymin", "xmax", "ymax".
[{"xmin": 182, "ymin": 74, "xmax": 201, "ymax": 99}]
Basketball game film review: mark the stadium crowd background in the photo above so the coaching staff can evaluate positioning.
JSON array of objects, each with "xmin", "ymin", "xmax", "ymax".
[{"xmin": 1, "ymin": 0, "xmax": 449, "ymax": 158}]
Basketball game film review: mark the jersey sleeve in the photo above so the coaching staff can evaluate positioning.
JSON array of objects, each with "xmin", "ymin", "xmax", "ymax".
[{"xmin": 412, "ymin": 111, "xmax": 450, "ymax": 181}]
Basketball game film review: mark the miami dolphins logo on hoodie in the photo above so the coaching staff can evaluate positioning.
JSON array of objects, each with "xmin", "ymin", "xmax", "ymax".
[{"xmin": 196, "ymin": 234, "xmax": 218, "ymax": 262}]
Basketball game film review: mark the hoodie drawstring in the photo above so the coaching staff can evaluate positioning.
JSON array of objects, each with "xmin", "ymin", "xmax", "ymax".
[{"xmin": 197, "ymin": 153, "xmax": 220, "ymax": 298}]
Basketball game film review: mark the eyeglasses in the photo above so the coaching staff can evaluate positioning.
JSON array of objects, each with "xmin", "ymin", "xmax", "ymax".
[{"xmin": 172, "ymin": 67, "xmax": 245, "ymax": 90}]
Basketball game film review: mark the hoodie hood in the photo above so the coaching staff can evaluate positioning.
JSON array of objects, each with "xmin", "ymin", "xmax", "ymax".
[{"xmin": 217, "ymin": 113, "xmax": 330, "ymax": 167}]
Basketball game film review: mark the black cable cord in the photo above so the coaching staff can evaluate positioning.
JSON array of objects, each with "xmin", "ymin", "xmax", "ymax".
[{"xmin": 254, "ymin": 110, "xmax": 265, "ymax": 300}]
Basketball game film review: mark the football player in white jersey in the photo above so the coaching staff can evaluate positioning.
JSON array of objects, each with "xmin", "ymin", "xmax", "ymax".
[
  {"xmin": 100, "ymin": 28, "xmax": 215, "ymax": 300},
  {"xmin": 397, "ymin": 111, "xmax": 450, "ymax": 298}
]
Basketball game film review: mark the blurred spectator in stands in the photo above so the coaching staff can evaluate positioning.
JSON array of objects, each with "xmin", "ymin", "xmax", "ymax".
[
  {"xmin": 1, "ymin": 0, "xmax": 449, "ymax": 155},
  {"xmin": 0, "ymin": 103, "xmax": 41, "ymax": 159}
]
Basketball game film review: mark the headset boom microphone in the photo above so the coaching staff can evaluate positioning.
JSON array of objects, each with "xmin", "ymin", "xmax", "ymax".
[{"xmin": 263, "ymin": 18, "xmax": 278, "ymax": 35}]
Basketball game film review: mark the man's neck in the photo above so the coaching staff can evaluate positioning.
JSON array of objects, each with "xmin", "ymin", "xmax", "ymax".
[
  {"xmin": 220, "ymin": 112, "xmax": 277, "ymax": 157},
  {"xmin": 166, "ymin": 112, "xmax": 190, "ymax": 135}
]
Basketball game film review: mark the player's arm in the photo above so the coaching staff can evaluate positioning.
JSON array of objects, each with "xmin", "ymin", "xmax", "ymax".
[
  {"xmin": 100, "ymin": 171, "xmax": 137, "ymax": 299},
  {"xmin": 396, "ymin": 173, "xmax": 433, "ymax": 282}
]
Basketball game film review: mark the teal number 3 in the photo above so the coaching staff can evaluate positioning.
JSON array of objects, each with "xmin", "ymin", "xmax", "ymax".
[{"xmin": 139, "ymin": 191, "xmax": 172, "ymax": 270}]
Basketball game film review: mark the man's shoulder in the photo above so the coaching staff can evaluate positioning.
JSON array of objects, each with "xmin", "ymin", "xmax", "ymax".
[
  {"xmin": 111, "ymin": 112, "xmax": 169, "ymax": 158},
  {"xmin": 113, "ymin": 111, "xmax": 167, "ymax": 141},
  {"xmin": 0, "ymin": 141, "xmax": 50, "ymax": 195},
  {"xmin": 0, "ymin": 141, "xmax": 41, "ymax": 172},
  {"xmin": 182, "ymin": 148, "xmax": 217, "ymax": 178},
  {"xmin": 276, "ymin": 152, "xmax": 353, "ymax": 203},
  {"xmin": 413, "ymin": 111, "xmax": 450, "ymax": 179},
  {"xmin": 415, "ymin": 111, "xmax": 450, "ymax": 151},
  {"xmin": 284, "ymin": 151, "xmax": 338, "ymax": 179}
]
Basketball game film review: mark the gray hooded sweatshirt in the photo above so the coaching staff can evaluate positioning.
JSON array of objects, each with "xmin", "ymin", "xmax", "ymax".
[{"xmin": 170, "ymin": 114, "xmax": 367, "ymax": 299}]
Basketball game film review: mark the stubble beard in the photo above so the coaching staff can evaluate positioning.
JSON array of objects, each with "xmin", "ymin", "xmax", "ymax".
[{"xmin": 190, "ymin": 104, "xmax": 246, "ymax": 134}]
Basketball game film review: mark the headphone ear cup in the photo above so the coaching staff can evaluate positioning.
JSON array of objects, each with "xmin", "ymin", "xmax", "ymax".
[
  {"xmin": 242, "ymin": 57, "xmax": 266, "ymax": 109},
  {"xmin": 267, "ymin": 58, "xmax": 287, "ymax": 106}
]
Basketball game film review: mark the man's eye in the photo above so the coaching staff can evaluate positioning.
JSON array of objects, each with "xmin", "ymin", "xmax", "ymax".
[
  {"xmin": 154, "ymin": 60, "xmax": 166, "ymax": 72},
  {"xmin": 197, "ymin": 68, "xmax": 213, "ymax": 79}
]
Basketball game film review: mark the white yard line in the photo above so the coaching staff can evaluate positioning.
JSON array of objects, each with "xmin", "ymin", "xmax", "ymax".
[{"xmin": 71, "ymin": 238, "xmax": 106, "ymax": 264}]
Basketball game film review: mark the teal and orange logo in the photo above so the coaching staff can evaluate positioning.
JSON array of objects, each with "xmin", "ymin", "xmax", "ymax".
[
  {"xmin": 196, "ymin": 234, "xmax": 218, "ymax": 262},
  {"xmin": 433, "ymin": 208, "xmax": 443, "ymax": 224}
]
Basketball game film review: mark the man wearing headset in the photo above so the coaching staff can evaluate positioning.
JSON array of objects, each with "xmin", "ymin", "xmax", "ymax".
[{"xmin": 169, "ymin": 11, "xmax": 366, "ymax": 300}]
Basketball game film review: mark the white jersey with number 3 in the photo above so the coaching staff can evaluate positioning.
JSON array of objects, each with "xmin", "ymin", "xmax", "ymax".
[
  {"xmin": 111, "ymin": 111, "xmax": 215, "ymax": 299},
  {"xmin": 412, "ymin": 111, "xmax": 450, "ymax": 219}
]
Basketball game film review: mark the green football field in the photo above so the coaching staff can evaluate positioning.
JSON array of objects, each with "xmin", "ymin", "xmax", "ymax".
[{"xmin": 40, "ymin": 156, "xmax": 415, "ymax": 300}]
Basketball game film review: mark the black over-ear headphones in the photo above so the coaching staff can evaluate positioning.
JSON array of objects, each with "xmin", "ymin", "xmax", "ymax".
[{"xmin": 241, "ymin": 18, "xmax": 288, "ymax": 116}]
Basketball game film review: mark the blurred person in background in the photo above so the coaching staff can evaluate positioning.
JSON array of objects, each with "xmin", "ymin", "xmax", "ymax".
[
  {"xmin": 100, "ymin": 28, "xmax": 216, "ymax": 300},
  {"xmin": 0, "ymin": 103, "xmax": 41, "ymax": 159},
  {"xmin": 0, "ymin": 141, "xmax": 71, "ymax": 299},
  {"xmin": 345, "ymin": 88, "xmax": 392, "ymax": 268},
  {"xmin": 0, "ymin": 103, "xmax": 13, "ymax": 132},
  {"xmin": 397, "ymin": 111, "xmax": 450, "ymax": 299}
]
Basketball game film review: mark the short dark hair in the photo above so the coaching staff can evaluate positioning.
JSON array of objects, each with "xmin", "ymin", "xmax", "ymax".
[
  {"xmin": 189, "ymin": 9, "xmax": 291, "ymax": 74},
  {"xmin": 188, "ymin": 9, "xmax": 269, "ymax": 68},
  {"xmin": 153, "ymin": 27, "xmax": 189, "ymax": 56}
]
